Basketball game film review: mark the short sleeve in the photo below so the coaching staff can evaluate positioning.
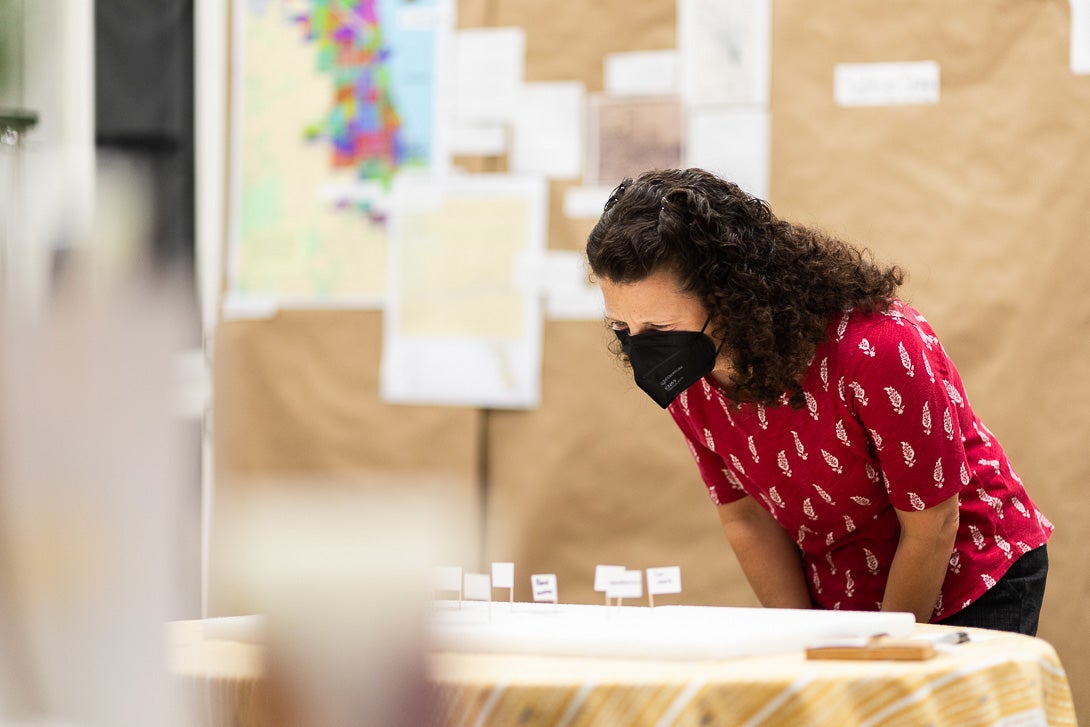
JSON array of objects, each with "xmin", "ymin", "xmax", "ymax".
[
  {"xmin": 668, "ymin": 393, "xmax": 748, "ymax": 506},
  {"xmin": 842, "ymin": 312, "xmax": 969, "ymax": 512}
]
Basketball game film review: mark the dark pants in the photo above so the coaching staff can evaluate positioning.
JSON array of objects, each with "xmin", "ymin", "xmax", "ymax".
[{"xmin": 937, "ymin": 545, "xmax": 1048, "ymax": 636}]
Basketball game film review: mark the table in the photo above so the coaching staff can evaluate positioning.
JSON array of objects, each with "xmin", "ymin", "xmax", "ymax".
[{"xmin": 169, "ymin": 619, "xmax": 1077, "ymax": 727}]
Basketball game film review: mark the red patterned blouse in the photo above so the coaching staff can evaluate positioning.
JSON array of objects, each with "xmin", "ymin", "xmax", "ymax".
[{"xmin": 667, "ymin": 300, "xmax": 1052, "ymax": 620}]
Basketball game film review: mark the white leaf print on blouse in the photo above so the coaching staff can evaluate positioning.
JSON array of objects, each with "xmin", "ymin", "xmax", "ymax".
[
  {"xmin": 680, "ymin": 391, "xmax": 690, "ymax": 416},
  {"xmin": 898, "ymin": 341, "xmax": 915, "ymax": 377},
  {"xmin": 723, "ymin": 468, "xmax": 745, "ymax": 491},
  {"xmin": 864, "ymin": 463, "xmax": 880, "ymax": 483},
  {"xmin": 901, "ymin": 441, "xmax": 916, "ymax": 468},
  {"xmin": 811, "ymin": 563, "xmax": 822, "ymax": 593},
  {"xmin": 777, "ymin": 451, "xmax": 793, "ymax": 478},
  {"xmin": 835, "ymin": 420, "xmax": 850, "ymax": 447},
  {"xmin": 836, "ymin": 312, "xmax": 850, "ymax": 341},
  {"xmin": 843, "ymin": 514, "xmax": 856, "ymax": 533},
  {"xmin": 948, "ymin": 551, "xmax": 962, "ymax": 574},
  {"xmin": 756, "ymin": 403, "xmax": 768, "ymax": 430},
  {"xmin": 943, "ymin": 407, "xmax": 954, "ymax": 441},
  {"xmin": 805, "ymin": 392, "xmax": 819, "ymax": 420},
  {"xmin": 1011, "ymin": 496, "xmax": 1030, "ymax": 518},
  {"xmin": 838, "ymin": 377, "xmax": 847, "ymax": 403},
  {"xmin": 858, "ymin": 338, "xmax": 877, "ymax": 357},
  {"xmin": 791, "ymin": 431, "xmax": 809, "ymax": 460},
  {"xmin": 820, "ymin": 357, "xmax": 829, "ymax": 391},
  {"xmin": 717, "ymin": 397, "xmax": 735, "ymax": 427},
  {"xmin": 864, "ymin": 548, "xmax": 879, "ymax": 575},
  {"xmin": 748, "ymin": 435, "xmax": 759, "ymax": 463},
  {"xmin": 845, "ymin": 569, "xmax": 855, "ymax": 598},
  {"xmin": 729, "ymin": 454, "xmax": 746, "ymax": 476},
  {"xmin": 825, "ymin": 552, "xmax": 838, "ymax": 574},
  {"xmin": 909, "ymin": 492, "xmax": 925, "ymax": 510},
  {"xmin": 821, "ymin": 449, "xmax": 843, "ymax": 475},
  {"xmin": 995, "ymin": 533, "xmax": 1013, "ymax": 560},
  {"xmin": 797, "ymin": 525, "xmax": 816, "ymax": 547},
  {"xmin": 884, "ymin": 386, "xmax": 905, "ymax": 415},
  {"xmin": 850, "ymin": 381, "xmax": 868, "ymax": 406},
  {"xmin": 921, "ymin": 353, "xmax": 935, "ymax": 384},
  {"xmin": 768, "ymin": 486, "xmax": 786, "ymax": 508},
  {"xmin": 943, "ymin": 380, "xmax": 965, "ymax": 408},
  {"xmin": 868, "ymin": 429, "xmax": 884, "ymax": 452},
  {"xmin": 960, "ymin": 462, "xmax": 971, "ymax": 486},
  {"xmin": 813, "ymin": 483, "xmax": 836, "ymax": 505},
  {"xmin": 982, "ymin": 574, "xmax": 997, "ymax": 589},
  {"xmin": 973, "ymin": 421, "xmax": 991, "ymax": 447},
  {"xmin": 702, "ymin": 378, "xmax": 713, "ymax": 400},
  {"xmin": 977, "ymin": 487, "xmax": 1005, "ymax": 518},
  {"xmin": 922, "ymin": 401, "xmax": 932, "ymax": 436},
  {"xmin": 704, "ymin": 428, "xmax": 716, "ymax": 452},
  {"xmin": 933, "ymin": 458, "xmax": 944, "ymax": 488},
  {"xmin": 803, "ymin": 498, "xmax": 818, "ymax": 520},
  {"xmin": 969, "ymin": 525, "xmax": 985, "ymax": 550},
  {"xmin": 850, "ymin": 495, "xmax": 872, "ymax": 506}
]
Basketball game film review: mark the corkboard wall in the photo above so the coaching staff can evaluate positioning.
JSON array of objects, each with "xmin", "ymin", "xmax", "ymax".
[{"xmin": 213, "ymin": 0, "xmax": 1090, "ymax": 718}]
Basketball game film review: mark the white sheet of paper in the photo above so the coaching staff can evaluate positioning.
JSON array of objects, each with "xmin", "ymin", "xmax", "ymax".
[
  {"xmin": 449, "ymin": 122, "xmax": 507, "ymax": 155},
  {"xmin": 435, "ymin": 566, "xmax": 463, "ymax": 592},
  {"xmin": 491, "ymin": 562, "xmax": 515, "ymax": 589},
  {"xmin": 511, "ymin": 82, "xmax": 585, "ymax": 180},
  {"xmin": 686, "ymin": 107, "xmax": 769, "ymax": 201},
  {"xmin": 834, "ymin": 61, "xmax": 941, "ymax": 107},
  {"xmin": 594, "ymin": 565, "xmax": 627, "ymax": 592},
  {"xmin": 606, "ymin": 570, "xmax": 643, "ymax": 599},
  {"xmin": 678, "ymin": 0, "xmax": 771, "ymax": 107},
  {"xmin": 646, "ymin": 566, "xmax": 682, "ymax": 596},
  {"xmin": 1072, "ymin": 0, "xmax": 1090, "ymax": 74},
  {"xmin": 381, "ymin": 173, "xmax": 547, "ymax": 408},
  {"xmin": 531, "ymin": 573, "xmax": 558, "ymax": 602},
  {"xmin": 463, "ymin": 572, "xmax": 492, "ymax": 601},
  {"xmin": 604, "ymin": 50, "xmax": 679, "ymax": 96},
  {"xmin": 453, "ymin": 27, "xmax": 525, "ymax": 121}
]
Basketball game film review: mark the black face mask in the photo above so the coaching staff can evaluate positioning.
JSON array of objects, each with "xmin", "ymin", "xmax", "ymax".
[{"xmin": 615, "ymin": 317, "xmax": 718, "ymax": 408}]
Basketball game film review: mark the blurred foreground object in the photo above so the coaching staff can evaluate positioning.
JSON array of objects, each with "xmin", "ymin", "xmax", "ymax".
[
  {"xmin": 0, "ymin": 269, "xmax": 190, "ymax": 724},
  {"xmin": 218, "ymin": 483, "xmax": 470, "ymax": 727}
]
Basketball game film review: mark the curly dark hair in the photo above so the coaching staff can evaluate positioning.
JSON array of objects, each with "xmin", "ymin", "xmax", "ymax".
[{"xmin": 586, "ymin": 168, "xmax": 905, "ymax": 407}]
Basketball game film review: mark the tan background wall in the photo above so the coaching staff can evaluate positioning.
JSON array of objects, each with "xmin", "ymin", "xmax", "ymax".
[{"xmin": 213, "ymin": 0, "xmax": 1090, "ymax": 719}]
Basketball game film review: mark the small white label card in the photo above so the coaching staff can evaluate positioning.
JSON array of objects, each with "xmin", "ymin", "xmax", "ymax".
[
  {"xmin": 834, "ymin": 61, "xmax": 941, "ymax": 107},
  {"xmin": 594, "ymin": 565, "xmax": 626, "ymax": 592},
  {"xmin": 434, "ymin": 566, "xmax": 463, "ymax": 593},
  {"xmin": 646, "ymin": 566, "xmax": 682, "ymax": 596},
  {"xmin": 531, "ymin": 573, "xmax": 558, "ymax": 603},
  {"xmin": 463, "ymin": 572, "xmax": 492, "ymax": 602},
  {"xmin": 606, "ymin": 569, "xmax": 643, "ymax": 600},
  {"xmin": 491, "ymin": 562, "xmax": 515, "ymax": 589}
]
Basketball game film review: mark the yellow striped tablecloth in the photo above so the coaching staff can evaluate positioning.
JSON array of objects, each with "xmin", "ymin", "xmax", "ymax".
[
  {"xmin": 428, "ymin": 625, "xmax": 1076, "ymax": 727},
  {"xmin": 170, "ymin": 621, "xmax": 1076, "ymax": 727}
]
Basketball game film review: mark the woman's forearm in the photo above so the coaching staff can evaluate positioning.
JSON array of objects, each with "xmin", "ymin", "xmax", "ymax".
[
  {"xmin": 881, "ymin": 497, "xmax": 960, "ymax": 622},
  {"xmin": 718, "ymin": 502, "xmax": 812, "ymax": 609}
]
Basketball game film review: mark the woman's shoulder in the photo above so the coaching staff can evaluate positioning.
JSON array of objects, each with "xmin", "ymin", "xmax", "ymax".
[{"xmin": 825, "ymin": 299, "xmax": 930, "ymax": 343}]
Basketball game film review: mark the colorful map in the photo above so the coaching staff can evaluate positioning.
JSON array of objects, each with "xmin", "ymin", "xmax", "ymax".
[{"xmin": 231, "ymin": 0, "xmax": 447, "ymax": 303}]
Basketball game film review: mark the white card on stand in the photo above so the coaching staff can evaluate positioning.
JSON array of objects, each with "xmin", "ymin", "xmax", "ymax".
[
  {"xmin": 531, "ymin": 573, "xmax": 558, "ymax": 602},
  {"xmin": 594, "ymin": 565, "xmax": 626, "ymax": 592},
  {"xmin": 491, "ymin": 562, "xmax": 515, "ymax": 589},
  {"xmin": 606, "ymin": 570, "xmax": 643, "ymax": 599},
  {"xmin": 463, "ymin": 572, "xmax": 492, "ymax": 601},
  {"xmin": 646, "ymin": 566, "xmax": 682, "ymax": 596}
]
